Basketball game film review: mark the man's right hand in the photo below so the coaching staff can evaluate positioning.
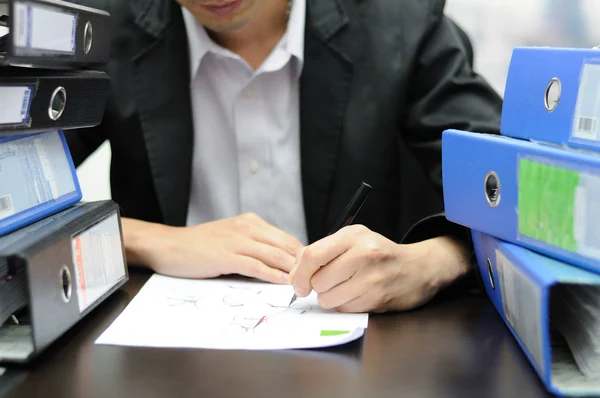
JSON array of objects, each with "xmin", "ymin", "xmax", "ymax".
[{"xmin": 121, "ymin": 213, "xmax": 304, "ymax": 284}]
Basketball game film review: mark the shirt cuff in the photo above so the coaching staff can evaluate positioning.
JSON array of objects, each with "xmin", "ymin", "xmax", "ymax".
[{"xmin": 400, "ymin": 212, "xmax": 484, "ymax": 296}]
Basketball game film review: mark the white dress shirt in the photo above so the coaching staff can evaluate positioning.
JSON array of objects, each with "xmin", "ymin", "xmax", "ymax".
[{"xmin": 182, "ymin": 1, "xmax": 309, "ymax": 245}]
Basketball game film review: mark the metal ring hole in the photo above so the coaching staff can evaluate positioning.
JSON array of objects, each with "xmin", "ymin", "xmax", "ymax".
[
  {"xmin": 83, "ymin": 21, "xmax": 93, "ymax": 54},
  {"xmin": 544, "ymin": 77, "xmax": 561, "ymax": 112},
  {"xmin": 48, "ymin": 86, "xmax": 67, "ymax": 121},
  {"xmin": 487, "ymin": 258, "xmax": 495, "ymax": 290},
  {"xmin": 484, "ymin": 171, "xmax": 501, "ymax": 207},
  {"xmin": 60, "ymin": 265, "xmax": 72, "ymax": 303}
]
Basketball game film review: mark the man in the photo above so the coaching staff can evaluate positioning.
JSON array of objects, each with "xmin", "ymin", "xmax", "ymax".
[{"xmin": 67, "ymin": 0, "xmax": 503, "ymax": 313}]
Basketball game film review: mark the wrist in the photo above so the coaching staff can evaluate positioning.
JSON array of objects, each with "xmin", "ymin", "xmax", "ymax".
[
  {"xmin": 426, "ymin": 235, "xmax": 471, "ymax": 288},
  {"xmin": 397, "ymin": 235, "xmax": 471, "ymax": 293},
  {"xmin": 121, "ymin": 217, "xmax": 174, "ymax": 269}
]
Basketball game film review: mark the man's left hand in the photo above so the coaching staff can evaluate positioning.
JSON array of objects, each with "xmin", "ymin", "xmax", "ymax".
[{"xmin": 288, "ymin": 225, "xmax": 471, "ymax": 313}]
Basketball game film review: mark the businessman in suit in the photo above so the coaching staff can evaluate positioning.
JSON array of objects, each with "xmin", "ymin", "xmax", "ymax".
[{"xmin": 67, "ymin": 0, "xmax": 502, "ymax": 313}]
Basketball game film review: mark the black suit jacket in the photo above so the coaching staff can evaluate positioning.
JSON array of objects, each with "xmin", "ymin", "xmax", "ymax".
[{"xmin": 66, "ymin": 0, "xmax": 502, "ymax": 284}]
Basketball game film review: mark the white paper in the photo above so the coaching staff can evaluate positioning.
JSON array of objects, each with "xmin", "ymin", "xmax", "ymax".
[{"xmin": 96, "ymin": 274, "xmax": 369, "ymax": 350}]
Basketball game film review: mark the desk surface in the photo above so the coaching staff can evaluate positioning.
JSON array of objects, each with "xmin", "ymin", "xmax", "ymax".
[{"xmin": 2, "ymin": 271, "xmax": 553, "ymax": 398}]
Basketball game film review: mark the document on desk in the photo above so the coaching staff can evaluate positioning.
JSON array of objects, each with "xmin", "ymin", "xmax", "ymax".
[{"xmin": 95, "ymin": 274, "xmax": 369, "ymax": 350}]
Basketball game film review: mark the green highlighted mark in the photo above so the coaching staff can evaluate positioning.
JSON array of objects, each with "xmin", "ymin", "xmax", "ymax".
[
  {"xmin": 518, "ymin": 158, "xmax": 579, "ymax": 252},
  {"xmin": 320, "ymin": 330, "xmax": 350, "ymax": 336}
]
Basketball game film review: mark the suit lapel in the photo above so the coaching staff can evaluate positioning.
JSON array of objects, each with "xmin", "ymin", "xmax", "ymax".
[
  {"xmin": 130, "ymin": 0, "xmax": 193, "ymax": 226},
  {"xmin": 301, "ymin": 0, "xmax": 353, "ymax": 242}
]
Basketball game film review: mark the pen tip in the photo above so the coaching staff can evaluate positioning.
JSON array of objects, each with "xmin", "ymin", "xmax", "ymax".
[{"xmin": 288, "ymin": 294, "xmax": 297, "ymax": 307}]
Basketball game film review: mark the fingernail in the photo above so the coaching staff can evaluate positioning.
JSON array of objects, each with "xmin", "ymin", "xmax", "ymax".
[{"xmin": 294, "ymin": 286, "xmax": 309, "ymax": 297}]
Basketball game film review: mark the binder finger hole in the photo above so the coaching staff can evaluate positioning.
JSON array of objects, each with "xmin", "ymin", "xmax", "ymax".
[
  {"xmin": 48, "ymin": 87, "xmax": 67, "ymax": 121},
  {"xmin": 487, "ymin": 258, "xmax": 495, "ymax": 290},
  {"xmin": 484, "ymin": 171, "xmax": 501, "ymax": 207},
  {"xmin": 544, "ymin": 77, "xmax": 561, "ymax": 112},
  {"xmin": 84, "ymin": 21, "xmax": 93, "ymax": 54},
  {"xmin": 60, "ymin": 265, "xmax": 72, "ymax": 303}
]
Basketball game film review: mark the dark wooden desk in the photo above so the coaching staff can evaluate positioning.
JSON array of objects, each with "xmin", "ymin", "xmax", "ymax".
[{"xmin": 1, "ymin": 270, "xmax": 553, "ymax": 398}]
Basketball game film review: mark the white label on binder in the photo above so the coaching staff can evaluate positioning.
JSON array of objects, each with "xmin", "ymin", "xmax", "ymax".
[
  {"xmin": 496, "ymin": 249, "xmax": 545, "ymax": 376},
  {"xmin": 572, "ymin": 62, "xmax": 600, "ymax": 141},
  {"xmin": 72, "ymin": 213, "xmax": 126, "ymax": 313},
  {"xmin": 574, "ymin": 172, "xmax": 600, "ymax": 260},
  {"xmin": 0, "ymin": 86, "xmax": 32, "ymax": 125},
  {"xmin": 13, "ymin": 2, "xmax": 77, "ymax": 54}
]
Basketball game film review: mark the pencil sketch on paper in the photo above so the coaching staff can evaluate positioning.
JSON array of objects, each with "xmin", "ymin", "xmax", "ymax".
[
  {"xmin": 95, "ymin": 275, "xmax": 369, "ymax": 350},
  {"xmin": 166, "ymin": 284, "xmax": 313, "ymax": 335}
]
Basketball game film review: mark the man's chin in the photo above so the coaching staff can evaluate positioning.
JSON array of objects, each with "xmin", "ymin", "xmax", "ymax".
[{"xmin": 203, "ymin": 18, "xmax": 251, "ymax": 32}]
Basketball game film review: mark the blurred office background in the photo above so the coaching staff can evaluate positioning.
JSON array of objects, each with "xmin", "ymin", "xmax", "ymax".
[{"xmin": 77, "ymin": 0, "xmax": 600, "ymax": 202}]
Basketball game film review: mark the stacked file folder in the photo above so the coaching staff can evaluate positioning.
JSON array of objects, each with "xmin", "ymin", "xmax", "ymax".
[
  {"xmin": 0, "ymin": 0, "xmax": 127, "ymax": 364},
  {"xmin": 443, "ymin": 46, "xmax": 600, "ymax": 396}
]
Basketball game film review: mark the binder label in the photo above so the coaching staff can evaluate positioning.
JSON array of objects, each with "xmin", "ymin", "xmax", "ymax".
[
  {"xmin": 496, "ymin": 249, "xmax": 544, "ymax": 375},
  {"xmin": 0, "ymin": 86, "xmax": 33, "ymax": 126},
  {"xmin": 72, "ymin": 212, "xmax": 126, "ymax": 313},
  {"xmin": 517, "ymin": 156, "xmax": 600, "ymax": 261},
  {"xmin": 0, "ymin": 131, "xmax": 76, "ymax": 221},
  {"xmin": 572, "ymin": 61, "xmax": 600, "ymax": 142},
  {"xmin": 13, "ymin": 2, "xmax": 77, "ymax": 54}
]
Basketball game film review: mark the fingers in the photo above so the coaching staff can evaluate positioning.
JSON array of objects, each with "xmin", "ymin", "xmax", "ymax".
[
  {"xmin": 243, "ymin": 242, "xmax": 297, "ymax": 273},
  {"xmin": 316, "ymin": 271, "xmax": 363, "ymax": 310},
  {"xmin": 232, "ymin": 255, "xmax": 289, "ymax": 284},
  {"xmin": 291, "ymin": 227, "xmax": 357, "ymax": 297},
  {"xmin": 310, "ymin": 249, "xmax": 359, "ymax": 293},
  {"xmin": 333, "ymin": 293, "xmax": 372, "ymax": 313},
  {"xmin": 242, "ymin": 213, "xmax": 304, "ymax": 255}
]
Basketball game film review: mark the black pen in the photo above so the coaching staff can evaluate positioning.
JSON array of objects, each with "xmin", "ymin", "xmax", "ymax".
[{"xmin": 288, "ymin": 181, "xmax": 372, "ymax": 307}]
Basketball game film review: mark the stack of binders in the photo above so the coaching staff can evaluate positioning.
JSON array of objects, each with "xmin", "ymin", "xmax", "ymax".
[
  {"xmin": 0, "ymin": 0, "xmax": 127, "ymax": 364},
  {"xmin": 442, "ymin": 46, "xmax": 600, "ymax": 396}
]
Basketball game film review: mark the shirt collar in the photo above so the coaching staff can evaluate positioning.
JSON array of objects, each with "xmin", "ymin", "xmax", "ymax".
[
  {"xmin": 285, "ymin": 0, "xmax": 306, "ymax": 64},
  {"xmin": 181, "ymin": 0, "xmax": 306, "ymax": 79}
]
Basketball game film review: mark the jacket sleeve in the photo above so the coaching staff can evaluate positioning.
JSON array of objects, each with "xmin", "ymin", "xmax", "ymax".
[{"xmin": 400, "ymin": 0, "xmax": 503, "ymax": 293}]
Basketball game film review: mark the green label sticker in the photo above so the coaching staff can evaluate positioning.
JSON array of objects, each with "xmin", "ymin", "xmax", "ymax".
[
  {"xmin": 320, "ymin": 330, "xmax": 350, "ymax": 336},
  {"xmin": 518, "ymin": 158, "xmax": 579, "ymax": 252}
]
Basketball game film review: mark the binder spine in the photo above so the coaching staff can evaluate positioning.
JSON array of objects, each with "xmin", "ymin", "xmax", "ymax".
[
  {"xmin": 442, "ymin": 129, "xmax": 600, "ymax": 275},
  {"xmin": 0, "ymin": 129, "xmax": 82, "ymax": 237},
  {"xmin": 2, "ymin": 0, "xmax": 111, "ymax": 68},
  {"xmin": 0, "ymin": 70, "xmax": 110, "ymax": 134},
  {"xmin": 0, "ymin": 200, "xmax": 128, "ymax": 363},
  {"xmin": 501, "ymin": 47, "xmax": 600, "ymax": 152}
]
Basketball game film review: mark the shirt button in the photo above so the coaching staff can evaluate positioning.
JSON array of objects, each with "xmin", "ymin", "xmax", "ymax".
[
  {"xmin": 243, "ymin": 86, "xmax": 253, "ymax": 98},
  {"xmin": 249, "ymin": 160, "xmax": 260, "ymax": 174}
]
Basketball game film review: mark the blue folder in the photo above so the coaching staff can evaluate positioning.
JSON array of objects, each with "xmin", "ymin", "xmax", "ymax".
[
  {"xmin": 442, "ymin": 128, "xmax": 600, "ymax": 274},
  {"xmin": 0, "ymin": 130, "xmax": 82, "ymax": 236},
  {"xmin": 472, "ymin": 230, "xmax": 600, "ymax": 396},
  {"xmin": 501, "ymin": 46, "xmax": 600, "ymax": 152}
]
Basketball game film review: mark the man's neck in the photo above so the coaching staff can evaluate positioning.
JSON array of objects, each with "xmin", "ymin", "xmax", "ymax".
[{"xmin": 208, "ymin": 0, "xmax": 289, "ymax": 70}]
